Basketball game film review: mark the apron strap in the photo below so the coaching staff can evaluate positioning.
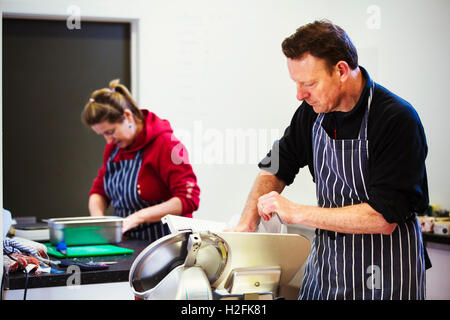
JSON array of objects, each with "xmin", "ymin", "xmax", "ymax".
[{"xmin": 358, "ymin": 80, "xmax": 375, "ymax": 141}]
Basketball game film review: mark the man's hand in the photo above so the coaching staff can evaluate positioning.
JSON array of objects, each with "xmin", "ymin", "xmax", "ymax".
[
  {"xmin": 257, "ymin": 191, "xmax": 297, "ymax": 224},
  {"xmin": 225, "ymin": 170, "xmax": 287, "ymax": 232},
  {"xmin": 225, "ymin": 219, "xmax": 259, "ymax": 232}
]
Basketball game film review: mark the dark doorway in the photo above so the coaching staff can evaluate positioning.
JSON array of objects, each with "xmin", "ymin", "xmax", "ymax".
[{"xmin": 3, "ymin": 18, "xmax": 131, "ymax": 220}]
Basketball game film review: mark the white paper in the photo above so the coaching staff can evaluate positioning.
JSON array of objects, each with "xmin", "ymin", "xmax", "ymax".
[
  {"xmin": 257, "ymin": 213, "xmax": 287, "ymax": 234},
  {"xmin": 162, "ymin": 214, "xmax": 227, "ymax": 233}
]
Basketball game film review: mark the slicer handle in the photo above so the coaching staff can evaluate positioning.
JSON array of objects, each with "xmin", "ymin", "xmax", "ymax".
[{"xmin": 183, "ymin": 233, "xmax": 201, "ymax": 267}]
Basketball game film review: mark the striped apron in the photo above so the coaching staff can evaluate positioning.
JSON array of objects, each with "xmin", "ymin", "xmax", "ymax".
[
  {"xmin": 104, "ymin": 147, "xmax": 170, "ymax": 242},
  {"xmin": 298, "ymin": 82, "xmax": 426, "ymax": 300}
]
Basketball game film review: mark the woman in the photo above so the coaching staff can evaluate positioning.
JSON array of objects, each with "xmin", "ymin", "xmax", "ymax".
[{"xmin": 82, "ymin": 79, "xmax": 200, "ymax": 242}]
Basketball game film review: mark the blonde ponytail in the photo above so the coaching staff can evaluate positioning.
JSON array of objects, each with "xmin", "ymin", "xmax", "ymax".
[
  {"xmin": 82, "ymin": 79, "xmax": 144, "ymax": 126},
  {"xmin": 109, "ymin": 78, "xmax": 120, "ymax": 89}
]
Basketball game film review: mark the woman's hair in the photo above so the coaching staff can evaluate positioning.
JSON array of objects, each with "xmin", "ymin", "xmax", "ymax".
[
  {"xmin": 81, "ymin": 79, "xmax": 143, "ymax": 126},
  {"xmin": 281, "ymin": 20, "xmax": 358, "ymax": 73}
]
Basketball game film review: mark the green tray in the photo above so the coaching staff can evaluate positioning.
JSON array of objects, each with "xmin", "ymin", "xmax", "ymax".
[{"xmin": 44, "ymin": 243, "xmax": 134, "ymax": 258}]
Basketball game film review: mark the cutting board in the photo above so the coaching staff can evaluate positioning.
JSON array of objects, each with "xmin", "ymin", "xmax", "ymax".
[{"xmin": 44, "ymin": 243, "xmax": 134, "ymax": 258}]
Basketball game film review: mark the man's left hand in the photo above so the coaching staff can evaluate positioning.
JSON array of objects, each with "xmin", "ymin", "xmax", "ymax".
[{"xmin": 257, "ymin": 191, "xmax": 297, "ymax": 224}]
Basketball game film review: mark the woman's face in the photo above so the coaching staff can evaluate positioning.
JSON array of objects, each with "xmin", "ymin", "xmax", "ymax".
[{"xmin": 91, "ymin": 110, "xmax": 137, "ymax": 148}]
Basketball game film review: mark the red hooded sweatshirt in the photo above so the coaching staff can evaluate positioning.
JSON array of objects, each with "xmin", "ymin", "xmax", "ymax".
[{"xmin": 90, "ymin": 109, "xmax": 200, "ymax": 217}]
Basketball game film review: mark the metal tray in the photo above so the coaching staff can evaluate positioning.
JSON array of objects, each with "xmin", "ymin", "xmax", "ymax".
[{"xmin": 46, "ymin": 216, "xmax": 123, "ymax": 246}]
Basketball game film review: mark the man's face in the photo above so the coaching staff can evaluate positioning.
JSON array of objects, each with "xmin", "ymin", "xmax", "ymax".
[{"xmin": 287, "ymin": 54, "xmax": 342, "ymax": 113}]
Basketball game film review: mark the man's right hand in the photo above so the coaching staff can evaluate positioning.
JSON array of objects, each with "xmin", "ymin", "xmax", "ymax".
[
  {"xmin": 224, "ymin": 170, "xmax": 286, "ymax": 232},
  {"xmin": 225, "ymin": 219, "xmax": 259, "ymax": 232}
]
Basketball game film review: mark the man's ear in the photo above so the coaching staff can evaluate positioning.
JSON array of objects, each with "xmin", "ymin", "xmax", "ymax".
[{"xmin": 335, "ymin": 60, "xmax": 351, "ymax": 82}]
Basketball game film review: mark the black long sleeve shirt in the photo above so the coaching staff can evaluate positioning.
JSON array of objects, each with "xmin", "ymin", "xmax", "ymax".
[{"xmin": 259, "ymin": 67, "xmax": 429, "ymax": 224}]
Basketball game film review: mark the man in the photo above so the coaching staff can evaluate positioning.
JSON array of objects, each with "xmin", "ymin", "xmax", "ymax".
[{"xmin": 233, "ymin": 20, "xmax": 429, "ymax": 300}]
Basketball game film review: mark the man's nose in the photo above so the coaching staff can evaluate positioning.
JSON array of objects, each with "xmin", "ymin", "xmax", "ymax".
[{"xmin": 296, "ymin": 86, "xmax": 309, "ymax": 101}]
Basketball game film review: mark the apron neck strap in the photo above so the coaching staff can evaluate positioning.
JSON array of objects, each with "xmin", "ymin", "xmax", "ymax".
[{"xmin": 358, "ymin": 80, "xmax": 375, "ymax": 140}]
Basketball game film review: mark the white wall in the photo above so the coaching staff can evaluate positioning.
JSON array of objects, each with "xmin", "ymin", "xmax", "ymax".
[{"xmin": 4, "ymin": 0, "xmax": 449, "ymax": 223}]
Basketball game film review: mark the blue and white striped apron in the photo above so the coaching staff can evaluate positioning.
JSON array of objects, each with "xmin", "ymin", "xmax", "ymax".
[
  {"xmin": 299, "ymin": 82, "xmax": 426, "ymax": 300},
  {"xmin": 104, "ymin": 147, "xmax": 170, "ymax": 242}
]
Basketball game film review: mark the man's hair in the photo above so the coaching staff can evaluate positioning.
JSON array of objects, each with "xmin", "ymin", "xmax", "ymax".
[{"xmin": 282, "ymin": 20, "xmax": 358, "ymax": 73}]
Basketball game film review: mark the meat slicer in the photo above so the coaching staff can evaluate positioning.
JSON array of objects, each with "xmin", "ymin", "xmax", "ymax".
[{"xmin": 129, "ymin": 229, "xmax": 310, "ymax": 300}]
